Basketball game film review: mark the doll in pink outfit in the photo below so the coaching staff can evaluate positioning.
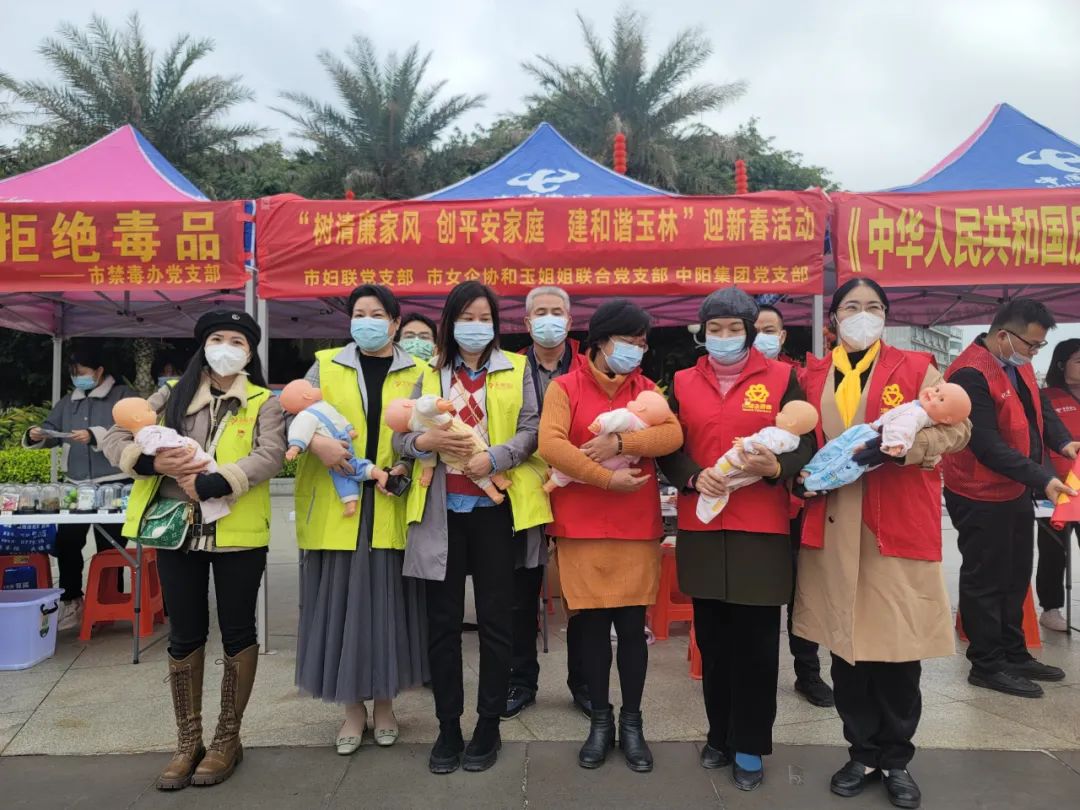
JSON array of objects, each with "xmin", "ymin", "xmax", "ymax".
[
  {"xmin": 543, "ymin": 389, "xmax": 672, "ymax": 492},
  {"xmin": 874, "ymin": 382, "xmax": 971, "ymax": 456},
  {"xmin": 112, "ymin": 397, "xmax": 230, "ymax": 522}
]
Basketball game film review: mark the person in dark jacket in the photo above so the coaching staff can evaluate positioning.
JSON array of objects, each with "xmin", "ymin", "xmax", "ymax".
[
  {"xmin": 944, "ymin": 299, "xmax": 1080, "ymax": 698},
  {"xmin": 24, "ymin": 341, "xmax": 134, "ymax": 630},
  {"xmin": 658, "ymin": 288, "xmax": 814, "ymax": 792}
]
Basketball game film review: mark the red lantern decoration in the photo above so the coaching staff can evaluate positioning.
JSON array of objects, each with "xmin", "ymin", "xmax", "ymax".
[
  {"xmin": 344, "ymin": 189, "xmax": 356, "ymax": 200},
  {"xmin": 613, "ymin": 132, "xmax": 627, "ymax": 175},
  {"xmin": 734, "ymin": 159, "xmax": 748, "ymax": 194}
]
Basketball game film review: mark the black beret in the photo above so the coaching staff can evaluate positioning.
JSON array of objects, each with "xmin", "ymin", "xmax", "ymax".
[{"xmin": 194, "ymin": 309, "xmax": 261, "ymax": 347}]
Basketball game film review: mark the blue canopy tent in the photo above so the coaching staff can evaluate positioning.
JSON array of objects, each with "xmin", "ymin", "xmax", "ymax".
[
  {"xmin": 861, "ymin": 103, "xmax": 1080, "ymax": 326},
  {"xmin": 269, "ymin": 122, "xmax": 821, "ymax": 339}
]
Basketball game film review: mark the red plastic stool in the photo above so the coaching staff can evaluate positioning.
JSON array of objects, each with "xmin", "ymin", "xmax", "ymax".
[
  {"xmin": 0, "ymin": 553, "xmax": 53, "ymax": 589},
  {"xmin": 956, "ymin": 585, "xmax": 1041, "ymax": 649},
  {"xmin": 80, "ymin": 549, "xmax": 165, "ymax": 641},
  {"xmin": 688, "ymin": 622, "xmax": 702, "ymax": 680},
  {"xmin": 646, "ymin": 544, "xmax": 694, "ymax": 640}
]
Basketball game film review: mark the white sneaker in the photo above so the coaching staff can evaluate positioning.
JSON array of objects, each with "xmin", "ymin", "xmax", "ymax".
[
  {"xmin": 57, "ymin": 597, "xmax": 84, "ymax": 632},
  {"xmin": 1040, "ymin": 608, "xmax": 1068, "ymax": 633}
]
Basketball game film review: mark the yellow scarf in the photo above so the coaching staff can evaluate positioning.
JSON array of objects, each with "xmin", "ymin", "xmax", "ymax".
[{"xmin": 833, "ymin": 342, "xmax": 880, "ymax": 427}]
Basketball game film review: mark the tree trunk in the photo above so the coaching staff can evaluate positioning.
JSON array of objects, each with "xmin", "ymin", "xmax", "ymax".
[{"xmin": 132, "ymin": 338, "xmax": 156, "ymax": 397}]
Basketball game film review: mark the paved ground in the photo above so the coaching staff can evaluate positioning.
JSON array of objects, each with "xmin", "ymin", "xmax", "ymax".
[
  {"xmin": 3, "ymin": 743, "xmax": 1080, "ymax": 809},
  {"xmin": 3, "ymin": 494, "xmax": 1080, "ymax": 806}
]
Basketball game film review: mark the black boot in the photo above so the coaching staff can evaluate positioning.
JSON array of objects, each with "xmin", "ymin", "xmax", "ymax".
[
  {"xmin": 617, "ymin": 709, "xmax": 653, "ymax": 773},
  {"xmin": 578, "ymin": 704, "xmax": 615, "ymax": 769},
  {"xmin": 462, "ymin": 716, "xmax": 501, "ymax": 772},
  {"xmin": 429, "ymin": 720, "xmax": 465, "ymax": 775}
]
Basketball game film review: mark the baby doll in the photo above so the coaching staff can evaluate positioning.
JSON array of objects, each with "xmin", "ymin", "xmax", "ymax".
[
  {"xmin": 280, "ymin": 380, "xmax": 388, "ymax": 517},
  {"xmin": 112, "ymin": 397, "xmax": 230, "ymax": 522},
  {"xmin": 543, "ymin": 390, "xmax": 673, "ymax": 493},
  {"xmin": 385, "ymin": 395, "xmax": 512, "ymax": 504},
  {"xmin": 696, "ymin": 400, "xmax": 818, "ymax": 523},
  {"xmin": 801, "ymin": 382, "xmax": 971, "ymax": 493}
]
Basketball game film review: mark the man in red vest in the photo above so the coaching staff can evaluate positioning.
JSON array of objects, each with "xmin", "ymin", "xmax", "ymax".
[
  {"xmin": 753, "ymin": 304, "xmax": 833, "ymax": 708},
  {"xmin": 505, "ymin": 285, "xmax": 590, "ymax": 720},
  {"xmin": 944, "ymin": 299, "xmax": 1080, "ymax": 698}
]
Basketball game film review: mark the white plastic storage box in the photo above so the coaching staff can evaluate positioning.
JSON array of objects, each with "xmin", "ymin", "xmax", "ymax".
[{"xmin": 0, "ymin": 588, "xmax": 63, "ymax": 670}]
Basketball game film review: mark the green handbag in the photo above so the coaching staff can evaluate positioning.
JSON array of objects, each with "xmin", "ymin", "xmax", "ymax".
[{"xmin": 137, "ymin": 497, "xmax": 194, "ymax": 550}]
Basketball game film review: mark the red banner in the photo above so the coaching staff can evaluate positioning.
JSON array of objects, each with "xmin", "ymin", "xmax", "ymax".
[
  {"xmin": 834, "ymin": 189, "xmax": 1080, "ymax": 287},
  {"xmin": 0, "ymin": 201, "xmax": 249, "ymax": 293},
  {"xmin": 255, "ymin": 192, "xmax": 827, "ymax": 299}
]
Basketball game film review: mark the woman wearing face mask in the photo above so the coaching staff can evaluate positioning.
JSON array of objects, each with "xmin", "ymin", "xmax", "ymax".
[
  {"xmin": 102, "ymin": 310, "xmax": 286, "ymax": 790},
  {"xmin": 792, "ymin": 279, "xmax": 970, "ymax": 809},
  {"xmin": 292, "ymin": 285, "xmax": 429, "ymax": 756},
  {"xmin": 395, "ymin": 312, "xmax": 438, "ymax": 361},
  {"xmin": 1036, "ymin": 338, "xmax": 1080, "ymax": 633},
  {"xmin": 26, "ymin": 341, "xmax": 136, "ymax": 631},
  {"xmin": 539, "ymin": 298, "xmax": 683, "ymax": 773},
  {"xmin": 393, "ymin": 280, "xmax": 552, "ymax": 775},
  {"xmin": 657, "ymin": 289, "xmax": 813, "ymax": 790}
]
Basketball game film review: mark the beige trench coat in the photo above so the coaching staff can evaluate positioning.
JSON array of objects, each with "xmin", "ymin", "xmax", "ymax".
[{"xmin": 793, "ymin": 358, "xmax": 970, "ymax": 665}]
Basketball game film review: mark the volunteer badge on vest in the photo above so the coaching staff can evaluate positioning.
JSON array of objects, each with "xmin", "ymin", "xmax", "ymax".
[
  {"xmin": 742, "ymin": 383, "xmax": 773, "ymax": 413},
  {"xmin": 881, "ymin": 384, "xmax": 904, "ymax": 412}
]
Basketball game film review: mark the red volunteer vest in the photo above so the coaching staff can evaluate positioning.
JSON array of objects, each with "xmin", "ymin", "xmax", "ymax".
[
  {"xmin": 675, "ymin": 351, "xmax": 793, "ymax": 535},
  {"xmin": 548, "ymin": 365, "xmax": 663, "ymax": 540},
  {"xmin": 942, "ymin": 341, "xmax": 1044, "ymax": 502},
  {"xmin": 1045, "ymin": 386, "xmax": 1080, "ymax": 479},
  {"xmin": 801, "ymin": 343, "xmax": 943, "ymax": 562}
]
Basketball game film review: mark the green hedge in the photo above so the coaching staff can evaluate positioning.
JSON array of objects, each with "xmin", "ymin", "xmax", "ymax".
[
  {"xmin": 280, "ymin": 457, "xmax": 297, "ymax": 479},
  {"xmin": 0, "ymin": 404, "xmax": 50, "ymax": 450},
  {"xmin": 0, "ymin": 448, "xmax": 51, "ymax": 483}
]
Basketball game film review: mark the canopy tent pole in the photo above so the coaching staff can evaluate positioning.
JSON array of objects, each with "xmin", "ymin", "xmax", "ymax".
[
  {"xmin": 244, "ymin": 273, "xmax": 271, "ymax": 653},
  {"xmin": 50, "ymin": 301, "xmax": 64, "ymax": 483},
  {"xmin": 812, "ymin": 294, "xmax": 824, "ymax": 358}
]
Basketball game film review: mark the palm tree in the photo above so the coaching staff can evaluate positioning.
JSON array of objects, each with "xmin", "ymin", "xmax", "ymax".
[
  {"xmin": 1, "ymin": 13, "xmax": 262, "ymax": 173},
  {"xmin": 277, "ymin": 35, "xmax": 485, "ymax": 199},
  {"xmin": 522, "ymin": 7, "xmax": 746, "ymax": 190}
]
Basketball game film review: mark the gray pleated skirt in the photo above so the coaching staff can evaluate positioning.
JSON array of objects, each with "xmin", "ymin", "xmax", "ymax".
[{"xmin": 295, "ymin": 487, "xmax": 429, "ymax": 703}]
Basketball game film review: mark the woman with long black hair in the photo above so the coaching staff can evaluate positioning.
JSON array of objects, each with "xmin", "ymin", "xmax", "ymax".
[
  {"xmin": 1036, "ymin": 338, "xmax": 1080, "ymax": 632},
  {"xmin": 103, "ymin": 310, "xmax": 286, "ymax": 791},
  {"xmin": 393, "ymin": 281, "xmax": 551, "ymax": 775}
]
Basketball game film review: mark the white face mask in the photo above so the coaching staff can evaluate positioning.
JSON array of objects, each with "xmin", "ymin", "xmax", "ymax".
[
  {"xmin": 838, "ymin": 311, "xmax": 885, "ymax": 351},
  {"xmin": 204, "ymin": 344, "xmax": 249, "ymax": 377}
]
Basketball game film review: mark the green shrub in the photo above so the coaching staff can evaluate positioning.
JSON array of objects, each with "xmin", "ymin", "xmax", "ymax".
[
  {"xmin": 0, "ymin": 404, "xmax": 51, "ymax": 450},
  {"xmin": 0, "ymin": 448, "xmax": 51, "ymax": 483},
  {"xmin": 279, "ymin": 457, "xmax": 297, "ymax": 479}
]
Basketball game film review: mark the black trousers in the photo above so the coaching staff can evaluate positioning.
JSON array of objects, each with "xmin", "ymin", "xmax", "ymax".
[
  {"xmin": 156, "ymin": 547, "xmax": 267, "ymax": 659},
  {"xmin": 55, "ymin": 522, "xmax": 127, "ymax": 601},
  {"xmin": 577, "ymin": 605, "xmax": 648, "ymax": 713},
  {"xmin": 787, "ymin": 517, "xmax": 820, "ymax": 679},
  {"xmin": 426, "ymin": 504, "xmax": 515, "ymax": 721},
  {"xmin": 831, "ymin": 656, "xmax": 921, "ymax": 771},
  {"xmin": 1036, "ymin": 521, "xmax": 1077, "ymax": 610},
  {"xmin": 945, "ymin": 490, "xmax": 1034, "ymax": 673},
  {"xmin": 694, "ymin": 598, "xmax": 780, "ymax": 756},
  {"xmin": 509, "ymin": 562, "xmax": 587, "ymax": 693}
]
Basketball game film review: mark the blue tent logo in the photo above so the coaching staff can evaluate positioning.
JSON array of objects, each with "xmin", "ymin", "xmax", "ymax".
[{"xmin": 507, "ymin": 169, "xmax": 582, "ymax": 194}]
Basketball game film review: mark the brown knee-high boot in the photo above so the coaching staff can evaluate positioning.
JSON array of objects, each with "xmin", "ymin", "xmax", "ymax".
[
  {"xmin": 192, "ymin": 645, "xmax": 258, "ymax": 786},
  {"xmin": 157, "ymin": 648, "xmax": 206, "ymax": 790}
]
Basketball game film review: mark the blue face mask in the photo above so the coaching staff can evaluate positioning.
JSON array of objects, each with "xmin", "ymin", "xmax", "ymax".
[
  {"xmin": 1003, "ymin": 334, "xmax": 1031, "ymax": 368},
  {"xmin": 399, "ymin": 337, "xmax": 434, "ymax": 361},
  {"xmin": 706, "ymin": 335, "xmax": 748, "ymax": 365},
  {"xmin": 753, "ymin": 332, "xmax": 782, "ymax": 359},
  {"xmin": 71, "ymin": 375, "xmax": 97, "ymax": 391},
  {"xmin": 605, "ymin": 340, "xmax": 645, "ymax": 375},
  {"xmin": 529, "ymin": 314, "xmax": 569, "ymax": 349},
  {"xmin": 350, "ymin": 317, "xmax": 391, "ymax": 352},
  {"xmin": 454, "ymin": 321, "xmax": 495, "ymax": 353}
]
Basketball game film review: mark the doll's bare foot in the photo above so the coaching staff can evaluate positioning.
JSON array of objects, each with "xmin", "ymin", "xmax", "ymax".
[
  {"xmin": 420, "ymin": 468, "xmax": 434, "ymax": 487},
  {"xmin": 483, "ymin": 485, "xmax": 506, "ymax": 504},
  {"xmin": 543, "ymin": 479, "xmax": 559, "ymax": 494},
  {"xmin": 343, "ymin": 500, "xmax": 358, "ymax": 517},
  {"xmin": 491, "ymin": 472, "xmax": 512, "ymax": 490}
]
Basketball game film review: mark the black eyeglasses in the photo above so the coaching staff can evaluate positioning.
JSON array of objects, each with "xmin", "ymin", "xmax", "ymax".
[{"xmin": 1005, "ymin": 330, "xmax": 1048, "ymax": 352}]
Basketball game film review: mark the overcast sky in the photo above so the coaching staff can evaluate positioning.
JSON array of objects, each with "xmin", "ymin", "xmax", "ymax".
[{"xmin": 2, "ymin": 0, "xmax": 1079, "ymax": 191}]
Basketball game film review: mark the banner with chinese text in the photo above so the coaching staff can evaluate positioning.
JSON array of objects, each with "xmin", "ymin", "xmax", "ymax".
[
  {"xmin": 255, "ymin": 192, "xmax": 827, "ymax": 298},
  {"xmin": 0, "ymin": 201, "xmax": 249, "ymax": 292},
  {"xmin": 834, "ymin": 189, "xmax": 1080, "ymax": 287}
]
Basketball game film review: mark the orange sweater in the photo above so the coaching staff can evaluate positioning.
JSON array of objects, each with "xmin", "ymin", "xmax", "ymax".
[{"xmin": 539, "ymin": 359, "xmax": 683, "ymax": 489}]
